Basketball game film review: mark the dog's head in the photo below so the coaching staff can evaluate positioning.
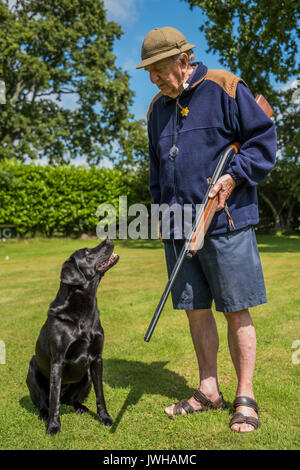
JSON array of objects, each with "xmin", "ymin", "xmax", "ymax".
[{"xmin": 60, "ymin": 238, "xmax": 119, "ymax": 288}]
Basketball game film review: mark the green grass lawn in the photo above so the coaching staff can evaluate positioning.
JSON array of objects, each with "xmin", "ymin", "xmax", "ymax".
[{"xmin": 0, "ymin": 235, "xmax": 299, "ymax": 450}]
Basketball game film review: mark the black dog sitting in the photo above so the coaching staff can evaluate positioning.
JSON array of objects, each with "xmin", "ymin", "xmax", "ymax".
[{"xmin": 26, "ymin": 238, "xmax": 119, "ymax": 435}]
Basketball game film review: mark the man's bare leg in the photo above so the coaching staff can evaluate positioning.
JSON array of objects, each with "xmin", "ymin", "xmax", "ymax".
[
  {"xmin": 224, "ymin": 309, "xmax": 258, "ymax": 432},
  {"xmin": 165, "ymin": 308, "xmax": 221, "ymax": 415}
]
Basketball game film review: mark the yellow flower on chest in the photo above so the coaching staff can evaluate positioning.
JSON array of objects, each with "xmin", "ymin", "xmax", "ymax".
[{"xmin": 179, "ymin": 106, "xmax": 189, "ymax": 117}]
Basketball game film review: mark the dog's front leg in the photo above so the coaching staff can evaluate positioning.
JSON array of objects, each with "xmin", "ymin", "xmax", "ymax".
[
  {"xmin": 47, "ymin": 361, "xmax": 63, "ymax": 435},
  {"xmin": 90, "ymin": 358, "xmax": 113, "ymax": 426}
]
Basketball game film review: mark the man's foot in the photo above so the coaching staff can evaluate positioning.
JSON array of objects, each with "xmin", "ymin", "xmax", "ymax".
[
  {"xmin": 164, "ymin": 389, "xmax": 226, "ymax": 417},
  {"xmin": 229, "ymin": 396, "xmax": 260, "ymax": 433}
]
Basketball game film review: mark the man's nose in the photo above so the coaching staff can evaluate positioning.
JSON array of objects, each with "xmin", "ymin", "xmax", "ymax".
[{"xmin": 150, "ymin": 71, "xmax": 159, "ymax": 84}]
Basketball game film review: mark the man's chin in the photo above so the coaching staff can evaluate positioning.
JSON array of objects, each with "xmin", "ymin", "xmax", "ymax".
[{"xmin": 159, "ymin": 87, "xmax": 178, "ymax": 98}]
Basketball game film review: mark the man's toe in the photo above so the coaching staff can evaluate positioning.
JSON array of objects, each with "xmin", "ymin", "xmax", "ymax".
[
  {"xmin": 164, "ymin": 404, "xmax": 186, "ymax": 416},
  {"xmin": 241, "ymin": 423, "xmax": 254, "ymax": 433},
  {"xmin": 231, "ymin": 423, "xmax": 241, "ymax": 432}
]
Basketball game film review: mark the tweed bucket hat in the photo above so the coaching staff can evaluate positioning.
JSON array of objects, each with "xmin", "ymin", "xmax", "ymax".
[{"xmin": 136, "ymin": 26, "xmax": 196, "ymax": 69}]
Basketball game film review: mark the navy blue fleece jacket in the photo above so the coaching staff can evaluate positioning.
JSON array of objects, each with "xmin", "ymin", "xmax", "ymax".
[{"xmin": 147, "ymin": 62, "xmax": 277, "ymax": 237}]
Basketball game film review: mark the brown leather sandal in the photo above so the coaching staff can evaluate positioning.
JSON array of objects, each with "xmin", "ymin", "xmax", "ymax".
[
  {"xmin": 166, "ymin": 389, "xmax": 227, "ymax": 417},
  {"xmin": 229, "ymin": 396, "xmax": 260, "ymax": 432}
]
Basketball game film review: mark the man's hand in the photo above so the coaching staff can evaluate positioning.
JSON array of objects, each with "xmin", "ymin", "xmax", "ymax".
[{"xmin": 208, "ymin": 174, "xmax": 236, "ymax": 211}]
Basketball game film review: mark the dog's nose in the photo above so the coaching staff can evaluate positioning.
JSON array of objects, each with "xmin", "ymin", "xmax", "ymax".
[
  {"xmin": 105, "ymin": 237, "xmax": 114, "ymax": 249},
  {"xmin": 95, "ymin": 237, "xmax": 114, "ymax": 250}
]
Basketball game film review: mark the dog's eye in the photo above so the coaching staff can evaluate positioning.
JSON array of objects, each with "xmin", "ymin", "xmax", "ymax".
[{"xmin": 85, "ymin": 249, "xmax": 92, "ymax": 256}]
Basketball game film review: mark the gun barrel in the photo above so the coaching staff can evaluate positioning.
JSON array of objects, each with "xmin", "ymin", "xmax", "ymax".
[
  {"xmin": 144, "ymin": 241, "xmax": 188, "ymax": 342},
  {"xmin": 185, "ymin": 145, "xmax": 236, "ymax": 256},
  {"xmin": 144, "ymin": 144, "xmax": 236, "ymax": 342}
]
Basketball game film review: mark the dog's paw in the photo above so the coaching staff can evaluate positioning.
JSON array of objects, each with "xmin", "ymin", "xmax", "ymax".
[
  {"xmin": 75, "ymin": 404, "xmax": 89, "ymax": 415},
  {"xmin": 98, "ymin": 413, "xmax": 113, "ymax": 426},
  {"xmin": 46, "ymin": 420, "xmax": 61, "ymax": 435},
  {"xmin": 38, "ymin": 409, "xmax": 49, "ymax": 422}
]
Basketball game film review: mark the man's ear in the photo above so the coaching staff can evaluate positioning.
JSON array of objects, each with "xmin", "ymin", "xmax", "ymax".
[{"xmin": 60, "ymin": 258, "xmax": 87, "ymax": 287}]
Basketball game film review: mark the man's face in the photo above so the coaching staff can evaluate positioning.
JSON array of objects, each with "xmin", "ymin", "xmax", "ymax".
[{"xmin": 145, "ymin": 57, "xmax": 186, "ymax": 98}]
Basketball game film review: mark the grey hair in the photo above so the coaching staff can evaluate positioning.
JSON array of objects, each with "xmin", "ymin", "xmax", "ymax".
[{"xmin": 172, "ymin": 49, "xmax": 195, "ymax": 65}]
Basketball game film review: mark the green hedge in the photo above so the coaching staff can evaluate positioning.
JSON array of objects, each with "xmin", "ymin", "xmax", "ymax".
[{"xmin": 0, "ymin": 161, "xmax": 131, "ymax": 237}]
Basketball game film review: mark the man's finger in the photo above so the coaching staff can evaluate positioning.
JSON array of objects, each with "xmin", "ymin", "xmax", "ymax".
[
  {"xmin": 216, "ymin": 191, "xmax": 227, "ymax": 210},
  {"xmin": 208, "ymin": 182, "xmax": 221, "ymax": 199}
]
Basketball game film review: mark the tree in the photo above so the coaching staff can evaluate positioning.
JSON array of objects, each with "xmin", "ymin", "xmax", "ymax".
[
  {"xmin": 0, "ymin": 0, "xmax": 139, "ymax": 164},
  {"xmin": 259, "ymin": 81, "xmax": 300, "ymax": 233},
  {"xmin": 183, "ymin": 0, "xmax": 299, "ymax": 99}
]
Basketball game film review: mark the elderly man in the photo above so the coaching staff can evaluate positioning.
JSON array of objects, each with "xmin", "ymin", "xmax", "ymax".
[{"xmin": 137, "ymin": 27, "xmax": 276, "ymax": 433}]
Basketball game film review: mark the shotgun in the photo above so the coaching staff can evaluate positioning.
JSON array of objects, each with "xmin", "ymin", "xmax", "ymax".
[{"xmin": 144, "ymin": 94, "xmax": 273, "ymax": 342}]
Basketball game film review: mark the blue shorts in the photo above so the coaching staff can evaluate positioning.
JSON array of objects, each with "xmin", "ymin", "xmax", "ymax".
[{"xmin": 164, "ymin": 225, "xmax": 267, "ymax": 312}]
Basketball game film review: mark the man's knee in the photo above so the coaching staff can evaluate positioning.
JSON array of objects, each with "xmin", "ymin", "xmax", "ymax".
[
  {"xmin": 223, "ymin": 309, "xmax": 254, "ymax": 329},
  {"xmin": 186, "ymin": 309, "xmax": 213, "ymax": 324}
]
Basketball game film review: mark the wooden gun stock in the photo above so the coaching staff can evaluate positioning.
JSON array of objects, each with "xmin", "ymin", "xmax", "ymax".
[{"xmin": 188, "ymin": 95, "xmax": 273, "ymax": 254}]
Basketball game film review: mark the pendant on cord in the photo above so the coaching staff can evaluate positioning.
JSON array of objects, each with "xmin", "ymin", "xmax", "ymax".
[{"xmin": 169, "ymin": 144, "xmax": 179, "ymax": 159}]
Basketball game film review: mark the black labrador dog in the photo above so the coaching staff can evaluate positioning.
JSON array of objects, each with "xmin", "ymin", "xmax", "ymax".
[{"xmin": 26, "ymin": 238, "xmax": 119, "ymax": 435}]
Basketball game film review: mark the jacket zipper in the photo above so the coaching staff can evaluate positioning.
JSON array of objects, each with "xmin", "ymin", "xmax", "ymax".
[{"xmin": 172, "ymin": 98, "xmax": 180, "ymax": 204}]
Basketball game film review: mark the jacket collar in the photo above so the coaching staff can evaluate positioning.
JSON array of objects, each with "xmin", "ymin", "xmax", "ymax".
[{"xmin": 164, "ymin": 61, "xmax": 208, "ymax": 104}]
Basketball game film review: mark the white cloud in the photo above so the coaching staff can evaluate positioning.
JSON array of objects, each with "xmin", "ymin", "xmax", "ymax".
[
  {"xmin": 279, "ymin": 79, "xmax": 300, "ymax": 106},
  {"xmin": 103, "ymin": 0, "xmax": 143, "ymax": 24},
  {"xmin": 7, "ymin": 0, "xmax": 17, "ymax": 9},
  {"xmin": 280, "ymin": 79, "xmax": 299, "ymax": 92}
]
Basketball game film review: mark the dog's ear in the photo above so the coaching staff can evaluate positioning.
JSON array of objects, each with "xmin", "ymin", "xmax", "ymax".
[{"xmin": 60, "ymin": 257, "xmax": 87, "ymax": 287}]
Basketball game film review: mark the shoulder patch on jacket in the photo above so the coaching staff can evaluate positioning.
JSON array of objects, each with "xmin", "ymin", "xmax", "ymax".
[
  {"xmin": 147, "ymin": 91, "xmax": 163, "ymax": 121},
  {"xmin": 203, "ymin": 69, "xmax": 246, "ymax": 99}
]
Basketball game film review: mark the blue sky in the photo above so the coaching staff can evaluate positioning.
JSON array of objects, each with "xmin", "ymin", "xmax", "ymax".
[{"xmin": 103, "ymin": 0, "xmax": 225, "ymax": 120}]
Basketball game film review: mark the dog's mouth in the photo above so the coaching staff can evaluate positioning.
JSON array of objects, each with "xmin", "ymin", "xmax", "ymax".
[{"xmin": 97, "ymin": 253, "xmax": 119, "ymax": 273}]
